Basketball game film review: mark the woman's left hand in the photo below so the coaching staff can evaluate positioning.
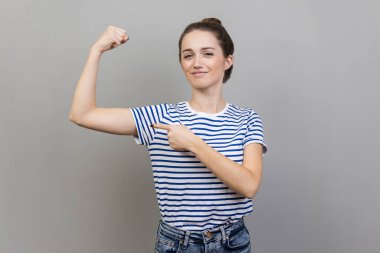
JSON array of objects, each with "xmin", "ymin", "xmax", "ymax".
[{"xmin": 151, "ymin": 123, "xmax": 201, "ymax": 152}]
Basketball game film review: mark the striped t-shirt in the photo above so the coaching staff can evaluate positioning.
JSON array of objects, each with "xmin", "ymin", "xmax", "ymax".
[{"xmin": 130, "ymin": 101, "xmax": 267, "ymax": 231}]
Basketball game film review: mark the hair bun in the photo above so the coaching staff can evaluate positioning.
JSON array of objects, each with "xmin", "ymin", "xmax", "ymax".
[{"xmin": 201, "ymin": 17, "xmax": 222, "ymax": 25}]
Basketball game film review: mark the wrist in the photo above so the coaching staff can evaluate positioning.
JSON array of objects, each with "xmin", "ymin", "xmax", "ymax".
[
  {"xmin": 189, "ymin": 135, "xmax": 204, "ymax": 154},
  {"xmin": 89, "ymin": 45, "xmax": 103, "ymax": 56}
]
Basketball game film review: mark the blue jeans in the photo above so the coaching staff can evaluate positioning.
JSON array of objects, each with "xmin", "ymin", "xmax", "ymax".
[{"xmin": 154, "ymin": 218, "xmax": 252, "ymax": 253}]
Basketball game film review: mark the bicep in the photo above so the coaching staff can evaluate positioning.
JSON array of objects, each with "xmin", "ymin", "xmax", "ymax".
[
  {"xmin": 242, "ymin": 143, "xmax": 263, "ymax": 178},
  {"xmin": 77, "ymin": 107, "xmax": 137, "ymax": 136}
]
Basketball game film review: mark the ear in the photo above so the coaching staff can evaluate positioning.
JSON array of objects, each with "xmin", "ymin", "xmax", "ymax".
[{"xmin": 224, "ymin": 55, "xmax": 234, "ymax": 70}]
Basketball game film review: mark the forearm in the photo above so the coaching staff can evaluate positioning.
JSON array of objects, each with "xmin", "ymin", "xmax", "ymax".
[
  {"xmin": 69, "ymin": 47, "xmax": 102, "ymax": 122},
  {"xmin": 189, "ymin": 138, "xmax": 260, "ymax": 198}
]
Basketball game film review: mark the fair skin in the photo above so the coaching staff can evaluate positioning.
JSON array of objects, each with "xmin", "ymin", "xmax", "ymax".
[{"xmin": 69, "ymin": 26, "xmax": 263, "ymax": 198}]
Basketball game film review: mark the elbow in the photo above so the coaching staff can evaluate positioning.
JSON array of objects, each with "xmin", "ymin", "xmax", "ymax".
[
  {"xmin": 68, "ymin": 113, "xmax": 75, "ymax": 123},
  {"xmin": 242, "ymin": 187, "xmax": 259, "ymax": 199},
  {"xmin": 68, "ymin": 112, "xmax": 82, "ymax": 125},
  {"xmin": 240, "ymin": 171, "xmax": 261, "ymax": 198},
  {"xmin": 69, "ymin": 105, "xmax": 96, "ymax": 125},
  {"xmin": 243, "ymin": 191, "xmax": 256, "ymax": 199}
]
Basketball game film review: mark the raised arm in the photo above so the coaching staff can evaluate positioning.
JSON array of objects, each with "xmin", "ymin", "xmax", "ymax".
[{"xmin": 69, "ymin": 26, "xmax": 137, "ymax": 136}]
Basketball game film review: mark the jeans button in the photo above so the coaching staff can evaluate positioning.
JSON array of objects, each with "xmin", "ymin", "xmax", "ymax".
[{"xmin": 205, "ymin": 231, "xmax": 212, "ymax": 238}]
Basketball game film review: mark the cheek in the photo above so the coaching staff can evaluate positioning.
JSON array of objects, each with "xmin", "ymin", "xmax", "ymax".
[
  {"xmin": 209, "ymin": 57, "xmax": 225, "ymax": 70},
  {"xmin": 180, "ymin": 61, "xmax": 191, "ymax": 72},
  {"xmin": 220, "ymin": 61, "xmax": 229, "ymax": 72}
]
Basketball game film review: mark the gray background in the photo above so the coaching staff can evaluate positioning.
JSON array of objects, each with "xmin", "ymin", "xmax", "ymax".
[{"xmin": 1, "ymin": 0, "xmax": 379, "ymax": 252}]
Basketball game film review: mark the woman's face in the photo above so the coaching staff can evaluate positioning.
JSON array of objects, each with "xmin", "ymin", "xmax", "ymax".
[{"xmin": 180, "ymin": 30, "xmax": 232, "ymax": 89}]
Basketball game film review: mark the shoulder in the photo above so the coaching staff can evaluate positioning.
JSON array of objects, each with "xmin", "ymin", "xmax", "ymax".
[
  {"xmin": 168, "ymin": 101, "xmax": 184, "ymax": 110},
  {"xmin": 165, "ymin": 101, "xmax": 189, "ymax": 114},
  {"xmin": 147, "ymin": 102, "xmax": 175, "ymax": 112},
  {"xmin": 227, "ymin": 103, "xmax": 258, "ymax": 118},
  {"xmin": 130, "ymin": 102, "xmax": 173, "ymax": 118}
]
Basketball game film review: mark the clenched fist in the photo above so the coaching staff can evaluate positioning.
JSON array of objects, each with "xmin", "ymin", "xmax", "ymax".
[{"xmin": 92, "ymin": 26, "xmax": 129, "ymax": 53}]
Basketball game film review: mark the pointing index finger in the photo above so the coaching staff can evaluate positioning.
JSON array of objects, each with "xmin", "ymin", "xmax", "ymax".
[{"xmin": 151, "ymin": 123, "xmax": 170, "ymax": 131}]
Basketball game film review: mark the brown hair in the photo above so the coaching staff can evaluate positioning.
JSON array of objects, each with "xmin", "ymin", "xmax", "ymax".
[{"xmin": 178, "ymin": 18, "xmax": 234, "ymax": 83}]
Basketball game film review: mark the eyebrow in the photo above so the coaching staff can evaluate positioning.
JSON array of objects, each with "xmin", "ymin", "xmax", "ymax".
[{"xmin": 181, "ymin": 47, "xmax": 216, "ymax": 53}]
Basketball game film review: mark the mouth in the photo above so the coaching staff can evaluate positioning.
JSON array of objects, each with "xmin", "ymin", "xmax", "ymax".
[{"xmin": 191, "ymin": 71, "xmax": 208, "ymax": 76}]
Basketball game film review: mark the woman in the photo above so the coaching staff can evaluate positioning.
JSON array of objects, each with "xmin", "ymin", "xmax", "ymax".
[{"xmin": 69, "ymin": 18, "xmax": 267, "ymax": 253}]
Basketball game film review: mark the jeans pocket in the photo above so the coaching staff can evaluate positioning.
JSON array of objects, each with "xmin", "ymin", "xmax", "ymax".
[
  {"xmin": 155, "ymin": 233, "xmax": 182, "ymax": 253},
  {"xmin": 224, "ymin": 226, "xmax": 251, "ymax": 251}
]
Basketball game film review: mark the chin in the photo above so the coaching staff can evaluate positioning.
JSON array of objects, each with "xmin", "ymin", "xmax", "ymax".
[
  {"xmin": 188, "ymin": 80, "xmax": 212, "ymax": 89},
  {"xmin": 188, "ymin": 77, "xmax": 220, "ymax": 89}
]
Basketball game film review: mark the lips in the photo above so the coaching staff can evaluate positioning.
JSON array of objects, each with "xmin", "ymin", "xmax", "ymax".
[{"xmin": 191, "ymin": 71, "xmax": 208, "ymax": 76}]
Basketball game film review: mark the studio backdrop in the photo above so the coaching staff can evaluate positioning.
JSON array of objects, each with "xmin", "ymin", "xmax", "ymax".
[{"xmin": 1, "ymin": 0, "xmax": 379, "ymax": 252}]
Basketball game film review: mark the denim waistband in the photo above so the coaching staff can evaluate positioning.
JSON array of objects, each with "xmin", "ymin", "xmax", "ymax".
[{"xmin": 156, "ymin": 218, "xmax": 246, "ymax": 248}]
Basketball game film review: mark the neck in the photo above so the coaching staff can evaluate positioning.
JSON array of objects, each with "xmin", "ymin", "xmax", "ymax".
[{"xmin": 188, "ymin": 93, "xmax": 227, "ymax": 114}]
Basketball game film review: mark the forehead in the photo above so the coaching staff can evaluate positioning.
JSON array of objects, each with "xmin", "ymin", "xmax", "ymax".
[{"xmin": 181, "ymin": 30, "xmax": 220, "ymax": 51}]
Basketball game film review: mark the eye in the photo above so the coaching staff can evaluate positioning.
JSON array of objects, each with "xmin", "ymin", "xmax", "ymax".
[
  {"xmin": 183, "ymin": 54, "xmax": 193, "ymax": 59},
  {"xmin": 204, "ymin": 52, "xmax": 214, "ymax": 57}
]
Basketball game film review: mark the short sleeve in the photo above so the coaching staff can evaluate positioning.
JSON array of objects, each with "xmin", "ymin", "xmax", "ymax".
[
  {"xmin": 242, "ymin": 110, "xmax": 268, "ymax": 154},
  {"xmin": 130, "ymin": 103, "xmax": 169, "ymax": 147}
]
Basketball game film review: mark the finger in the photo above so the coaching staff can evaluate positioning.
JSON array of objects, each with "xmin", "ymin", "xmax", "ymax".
[
  {"xmin": 111, "ymin": 40, "xmax": 120, "ymax": 48},
  {"xmin": 112, "ymin": 34, "xmax": 122, "ymax": 46},
  {"xmin": 115, "ymin": 29, "xmax": 126, "ymax": 37},
  {"xmin": 121, "ymin": 34, "xmax": 129, "ymax": 43},
  {"xmin": 113, "ymin": 33, "xmax": 122, "ymax": 41},
  {"xmin": 116, "ymin": 28, "xmax": 126, "ymax": 34},
  {"xmin": 151, "ymin": 123, "xmax": 170, "ymax": 131}
]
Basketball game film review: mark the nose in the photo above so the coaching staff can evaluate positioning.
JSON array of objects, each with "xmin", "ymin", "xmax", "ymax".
[{"xmin": 193, "ymin": 55, "xmax": 202, "ymax": 69}]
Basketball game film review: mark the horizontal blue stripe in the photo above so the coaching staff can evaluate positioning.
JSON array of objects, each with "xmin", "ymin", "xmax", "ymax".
[
  {"xmin": 165, "ymin": 216, "xmax": 245, "ymax": 224},
  {"xmin": 190, "ymin": 126, "xmax": 238, "ymax": 132},
  {"xmin": 162, "ymin": 210, "xmax": 252, "ymax": 218},
  {"xmin": 156, "ymin": 186, "xmax": 229, "ymax": 190},
  {"xmin": 154, "ymin": 181, "xmax": 224, "ymax": 185},
  {"xmin": 154, "ymin": 132, "xmax": 245, "ymax": 141},
  {"xmin": 161, "ymin": 206, "xmax": 250, "ymax": 213},
  {"xmin": 183, "ymin": 121, "xmax": 245, "ymax": 128},
  {"xmin": 148, "ymin": 147, "xmax": 193, "ymax": 153},
  {"xmin": 158, "ymin": 200, "xmax": 251, "ymax": 207},
  {"xmin": 158, "ymin": 197, "xmax": 245, "ymax": 202},
  {"xmin": 151, "ymin": 143, "xmax": 171, "ymax": 147},
  {"xmin": 246, "ymin": 130, "xmax": 264, "ymax": 137},
  {"xmin": 151, "ymin": 159, "xmax": 201, "ymax": 164},
  {"xmin": 150, "ymin": 153, "xmax": 243, "ymax": 158},
  {"xmin": 180, "ymin": 116, "xmax": 243, "ymax": 123},
  {"xmin": 154, "ymin": 176, "xmax": 217, "ymax": 180},
  {"xmin": 208, "ymin": 143, "xmax": 244, "ymax": 148},
  {"xmin": 242, "ymin": 138, "xmax": 264, "ymax": 145},
  {"xmin": 152, "ymin": 165, "xmax": 206, "ymax": 169},
  {"xmin": 183, "ymin": 134, "xmax": 245, "ymax": 142},
  {"xmin": 153, "ymin": 170, "xmax": 211, "ymax": 174},
  {"xmin": 205, "ymin": 139, "xmax": 244, "ymax": 145},
  {"xmin": 150, "ymin": 153, "xmax": 196, "ymax": 158},
  {"xmin": 158, "ymin": 192, "xmax": 237, "ymax": 197},
  {"xmin": 185, "ymin": 132, "xmax": 244, "ymax": 138},
  {"xmin": 152, "ymin": 140, "xmax": 244, "ymax": 149},
  {"xmin": 202, "ymin": 136, "xmax": 245, "ymax": 142}
]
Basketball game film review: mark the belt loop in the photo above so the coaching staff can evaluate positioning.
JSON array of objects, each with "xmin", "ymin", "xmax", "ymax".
[
  {"xmin": 220, "ymin": 225, "xmax": 227, "ymax": 246},
  {"xmin": 182, "ymin": 230, "xmax": 191, "ymax": 249},
  {"xmin": 156, "ymin": 220, "xmax": 162, "ymax": 236}
]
